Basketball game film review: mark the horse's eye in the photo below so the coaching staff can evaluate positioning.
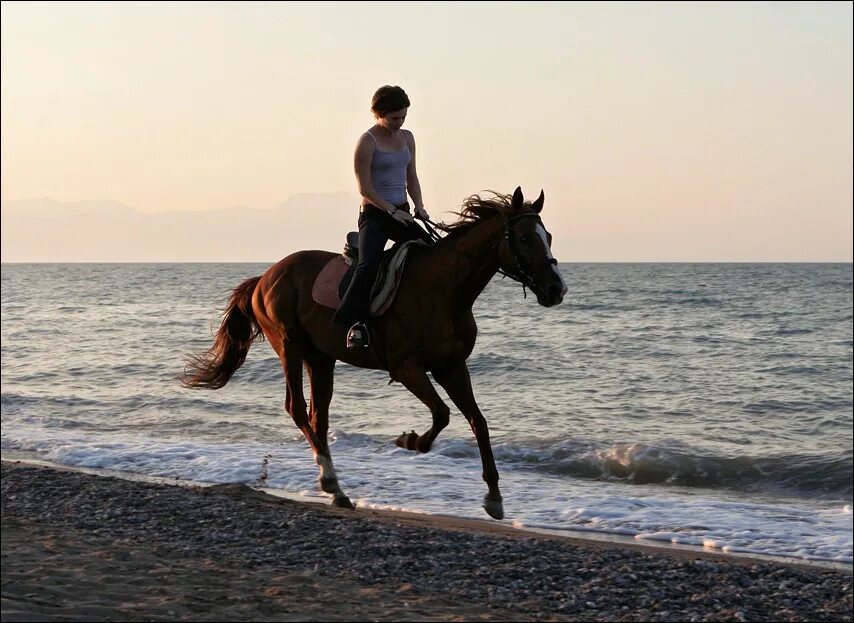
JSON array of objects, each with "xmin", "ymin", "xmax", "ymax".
[{"xmin": 520, "ymin": 234, "xmax": 532, "ymax": 245}]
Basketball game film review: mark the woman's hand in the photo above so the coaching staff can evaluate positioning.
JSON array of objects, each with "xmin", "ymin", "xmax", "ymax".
[
  {"xmin": 391, "ymin": 208, "xmax": 415, "ymax": 225},
  {"xmin": 414, "ymin": 205, "xmax": 430, "ymax": 220}
]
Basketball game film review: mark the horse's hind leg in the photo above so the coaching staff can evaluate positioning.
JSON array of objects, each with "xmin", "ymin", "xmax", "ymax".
[
  {"xmin": 393, "ymin": 359, "xmax": 451, "ymax": 453},
  {"xmin": 281, "ymin": 340, "xmax": 353, "ymax": 509},
  {"xmin": 305, "ymin": 350, "xmax": 342, "ymax": 497}
]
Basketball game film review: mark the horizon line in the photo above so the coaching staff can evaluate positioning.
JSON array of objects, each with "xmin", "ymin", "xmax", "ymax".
[{"xmin": 2, "ymin": 260, "xmax": 852, "ymax": 265}]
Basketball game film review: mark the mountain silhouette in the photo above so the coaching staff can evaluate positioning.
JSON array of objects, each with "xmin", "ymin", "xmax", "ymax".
[{"xmin": 1, "ymin": 193, "xmax": 363, "ymax": 262}]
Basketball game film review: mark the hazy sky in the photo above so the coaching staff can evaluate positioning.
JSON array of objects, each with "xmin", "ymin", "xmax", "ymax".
[{"xmin": 2, "ymin": 1, "xmax": 852, "ymax": 261}]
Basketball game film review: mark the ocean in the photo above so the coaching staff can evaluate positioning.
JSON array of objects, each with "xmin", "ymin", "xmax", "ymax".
[{"xmin": 1, "ymin": 262, "xmax": 851, "ymax": 566}]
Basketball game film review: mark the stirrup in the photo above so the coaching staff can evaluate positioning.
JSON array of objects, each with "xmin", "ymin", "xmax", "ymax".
[{"xmin": 346, "ymin": 323, "xmax": 370, "ymax": 350}]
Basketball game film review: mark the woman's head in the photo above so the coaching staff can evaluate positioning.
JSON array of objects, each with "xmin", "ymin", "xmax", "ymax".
[{"xmin": 371, "ymin": 85, "xmax": 410, "ymax": 119}]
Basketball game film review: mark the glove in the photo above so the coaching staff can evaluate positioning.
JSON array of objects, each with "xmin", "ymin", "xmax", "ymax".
[
  {"xmin": 414, "ymin": 205, "xmax": 430, "ymax": 220},
  {"xmin": 390, "ymin": 208, "xmax": 415, "ymax": 225}
]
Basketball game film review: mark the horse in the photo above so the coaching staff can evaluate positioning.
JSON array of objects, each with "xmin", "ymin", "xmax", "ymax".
[{"xmin": 181, "ymin": 186, "xmax": 567, "ymax": 519}]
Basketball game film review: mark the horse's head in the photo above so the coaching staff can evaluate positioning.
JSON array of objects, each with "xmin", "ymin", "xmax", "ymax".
[{"xmin": 498, "ymin": 187, "xmax": 567, "ymax": 307}]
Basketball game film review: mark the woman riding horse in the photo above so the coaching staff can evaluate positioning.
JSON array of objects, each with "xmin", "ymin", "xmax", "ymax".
[
  {"xmin": 334, "ymin": 85, "xmax": 432, "ymax": 350},
  {"xmin": 182, "ymin": 187, "xmax": 567, "ymax": 520}
]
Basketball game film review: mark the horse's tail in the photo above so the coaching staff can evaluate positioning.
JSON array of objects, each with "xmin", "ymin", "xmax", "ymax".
[{"xmin": 181, "ymin": 276, "xmax": 264, "ymax": 390}]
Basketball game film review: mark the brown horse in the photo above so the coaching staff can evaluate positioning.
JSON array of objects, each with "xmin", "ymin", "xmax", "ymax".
[{"xmin": 181, "ymin": 187, "xmax": 566, "ymax": 519}]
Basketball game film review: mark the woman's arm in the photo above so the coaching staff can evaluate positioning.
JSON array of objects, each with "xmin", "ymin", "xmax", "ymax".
[{"xmin": 405, "ymin": 131, "xmax": 428, "ymax": 219}]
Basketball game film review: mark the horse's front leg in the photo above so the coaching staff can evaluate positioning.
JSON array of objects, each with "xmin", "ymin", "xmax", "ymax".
[
  {"xmin": 434, "ymin": 361, "xmax": 503, "ymax": 520},
  {"xmin": 392, "ymin": 359, "xmax": 451, "ymax": 453}
]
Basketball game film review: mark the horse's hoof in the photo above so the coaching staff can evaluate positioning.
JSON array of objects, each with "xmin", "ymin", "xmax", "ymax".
[
  {"xmin": 394, "ymin": 430, "xmax": 419, "ymax": 450},
  {"xmin": 332, "ymin": 495, "xmax": 354, "ymax": 509},
  {"xmin": 483, "ymin": 495, "xmax": 504, "ymax": 520},
  {"xmin": 319, "ymin": 477, "xmax": 339, "ymax": 494}
]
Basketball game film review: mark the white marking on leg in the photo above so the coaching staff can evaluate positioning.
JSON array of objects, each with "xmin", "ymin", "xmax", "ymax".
[
  {"xmin": 536, "ymin": 224, "xmax": 568, "ymax": 296},
  {"xmin": 315, "ymin": 454, "xmax": 337, "ymax": 482},
  {"xmin": 315, "ymin": 453, "xmax": 349, "ymax": 502}
]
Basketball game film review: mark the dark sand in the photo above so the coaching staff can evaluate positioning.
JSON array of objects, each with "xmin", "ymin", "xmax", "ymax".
[{"xmin": 1, "ymin": 460, "xmax": 851, "ymax": 621}]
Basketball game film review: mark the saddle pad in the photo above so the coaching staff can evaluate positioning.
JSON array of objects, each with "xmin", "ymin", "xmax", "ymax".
[
  {"xmin": 312, "ymin": 256, "xmax": 349, "ymax": 310},
  {"xmin": 312, "ymin": 240, "xmax": 426, "ymax": 316}
]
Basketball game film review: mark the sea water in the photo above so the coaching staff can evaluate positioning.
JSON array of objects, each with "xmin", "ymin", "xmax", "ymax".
[{"xmin": 1, "ymin": 262, "xmax": 851, "ymax": 565}]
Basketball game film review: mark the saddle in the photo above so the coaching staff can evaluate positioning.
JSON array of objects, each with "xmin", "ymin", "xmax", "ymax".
[{"xmin": 311, "ymin": 232, "xmax": 427, "ymax": 316}]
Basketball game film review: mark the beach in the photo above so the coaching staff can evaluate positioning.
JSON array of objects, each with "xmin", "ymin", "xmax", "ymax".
[{"xmin": 1, "ymin": 461, "xmax": 850, "ymax": 622}]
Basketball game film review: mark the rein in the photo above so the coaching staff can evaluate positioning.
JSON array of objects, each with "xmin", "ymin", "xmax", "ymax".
[
  {"xmin": 416, "ymin": 213, "xmax": 554, "ymax": 299},
  {"xmin": 417, "ymin": 216, "xmax": 443, "ymax": 243}
]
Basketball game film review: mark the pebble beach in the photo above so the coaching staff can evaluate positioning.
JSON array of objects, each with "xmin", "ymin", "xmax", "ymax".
[{"xmin": 1, "ymin": 461, "xmax": 851, "ymax": 622}]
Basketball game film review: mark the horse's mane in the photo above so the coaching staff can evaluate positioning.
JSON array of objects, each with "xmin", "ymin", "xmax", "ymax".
[{"xmin": 435, "ymin": 191, "xmax": 513, "ymax": 239}]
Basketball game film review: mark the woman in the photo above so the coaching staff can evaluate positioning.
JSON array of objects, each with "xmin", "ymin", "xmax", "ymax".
[{"xmin": 333, "ymin": 85, "xmax": 432, "ymax": 349}]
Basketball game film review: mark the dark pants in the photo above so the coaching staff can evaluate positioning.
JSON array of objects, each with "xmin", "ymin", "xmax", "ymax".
[{"xmin": 333, "ymin": 203, "xmax": 431, "ymax": 327}]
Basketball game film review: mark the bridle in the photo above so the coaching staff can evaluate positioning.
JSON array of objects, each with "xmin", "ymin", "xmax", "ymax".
[
  {"xmin": 418, "ymin": 211, "xmax": 555, "ymax": 299},
  {"xmin": 499, "ymin": 212, "xmax": 557, "ymax": 299}
]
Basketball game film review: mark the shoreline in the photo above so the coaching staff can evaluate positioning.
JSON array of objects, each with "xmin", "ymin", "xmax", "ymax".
[
  {"xmin": 2, "ymin": 459, "xmax": 852, "ymax": 621},
  {"xmin": 3, "ymin": 455, "xmax": 849, "ymax": 574}
]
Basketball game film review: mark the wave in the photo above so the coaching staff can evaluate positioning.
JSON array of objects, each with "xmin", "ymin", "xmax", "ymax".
[
  {"xmin": 485, "ymin": 438, "xmax": 853, "ymax": 498},
  {"xmin": 4, "ymin": 385, "xmax": 851, "ymax": 500}
]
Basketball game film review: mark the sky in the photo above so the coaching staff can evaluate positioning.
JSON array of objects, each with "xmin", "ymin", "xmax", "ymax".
[{"xmin": 1, "ymin": 1, "xmax": 852, "ymax": 262}]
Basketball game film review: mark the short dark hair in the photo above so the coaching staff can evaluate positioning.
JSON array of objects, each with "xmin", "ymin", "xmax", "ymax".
[{"xmin": 371, "ymin": 85, "xmax": 410, "ymax": 117}]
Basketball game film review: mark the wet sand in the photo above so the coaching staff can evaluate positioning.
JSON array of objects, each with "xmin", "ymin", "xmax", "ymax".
[{"xmin": 1, "ymin": 460, "xmax": 851, "ymax": 621}]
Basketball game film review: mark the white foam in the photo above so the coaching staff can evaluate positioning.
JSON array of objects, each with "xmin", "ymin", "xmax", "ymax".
[{"xmin": 2, "ymin": 425, "xmax": 851, "ymax": 565}]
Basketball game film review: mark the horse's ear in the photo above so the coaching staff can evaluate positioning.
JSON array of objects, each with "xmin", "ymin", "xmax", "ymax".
[
  {"xmin": 511, "ymin": 186, "xmax": 524, "ymax": 211},
  {"xmin": 531, "ymin": 189, "xmax": 545, "ymax": 214}
]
